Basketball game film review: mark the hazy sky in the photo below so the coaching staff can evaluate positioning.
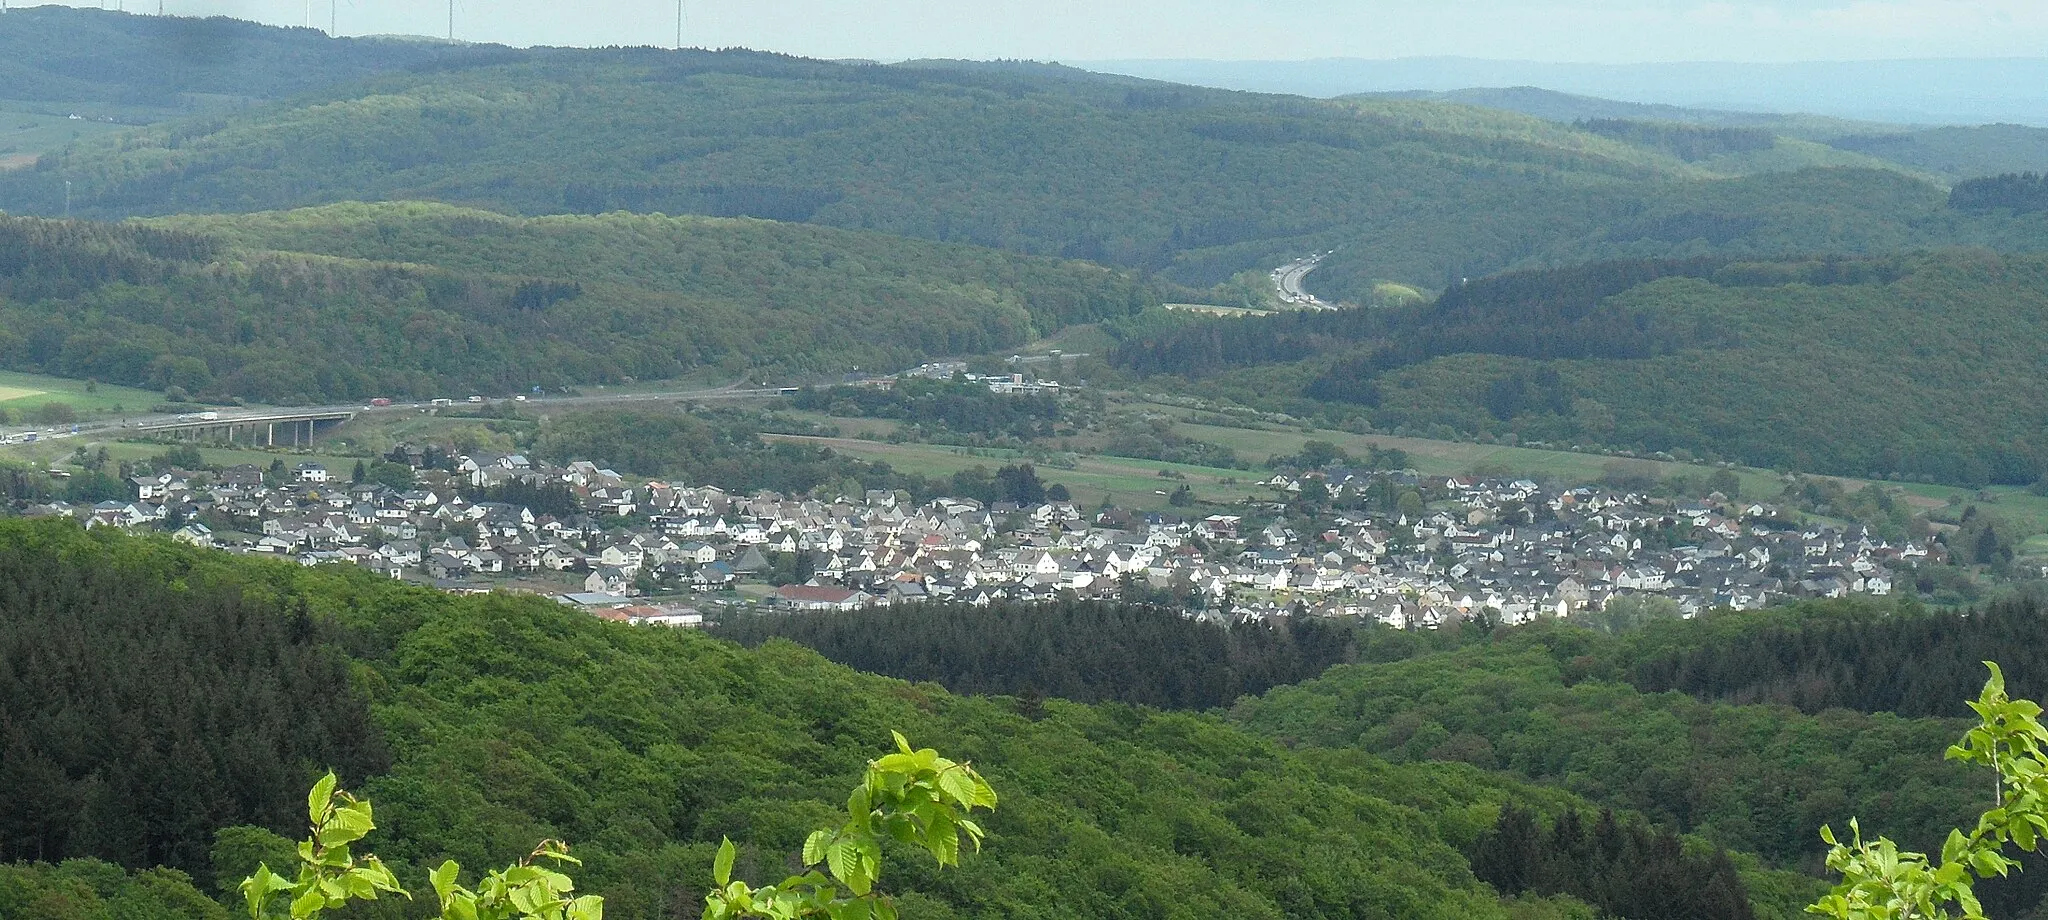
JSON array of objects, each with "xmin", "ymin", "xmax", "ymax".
[{"xmin": 33, "ymin": 0, "xmax": 2048, "ymax": 62}]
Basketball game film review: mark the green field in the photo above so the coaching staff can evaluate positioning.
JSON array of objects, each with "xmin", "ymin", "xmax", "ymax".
[
  {"xmin": 765, "ymin": 434, "xmax": 1272, "ymax": 511},
  {"xmin": 0, "ymin": 106, "xmax": 136, "ymax": 161},
  {"xmin": 1156, "ymin": 413, "xmax": 1777, "ymax": 493},
  {"xmin": 0, "ymin": 436, "xmax": 364, "ymax": 475},
  {"xmin": 0, "ymin": 371, "xmax": 166, "ymax": 417}
]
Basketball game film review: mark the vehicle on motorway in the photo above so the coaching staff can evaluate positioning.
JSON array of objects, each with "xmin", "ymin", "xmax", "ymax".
[
  {"xmin": 467, "ymin": 395, "xmax": 484, "ymax": 403},
  {"xmin": 197, "ymin": 411, "xmax": 220, "ymax": 421},
  {"xmin": 370, "ymin": 398, "xmax": 393, "ymax": 407},
  {"xmin": 431, "ymin": 398, "xmax": 454, "ymax": 407}
]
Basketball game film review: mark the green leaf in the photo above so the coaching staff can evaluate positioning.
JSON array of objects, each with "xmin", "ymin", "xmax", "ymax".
[
  {"xmin": 308, "ymin": 773, "xmax": 338, "ymax": 827},
  {"xmin": 826, "ymin": 836, "xmax": 859, "ymax": 891},
  {"xmin": 567, "ymin": 895, "xmax": 605, "ymax": 920},
  {"xmin": 937, "ymin": 768, "xmax": 978, "ymax": 808},
  {"xmin": 431, "ymin": 861, "xmax": 462, "ymax": 903},
  {"xmin": 1971, "ymin": 849, "xmax": 2007, "ymax": 877},
  {"xmin": 288, "ymin": 888, "xmax": 326, "ymax": 920},
  {"xmin": 892, "ymin": 731, "xmax": 913, "ymax": 755},
  {"xmin": 714, "ymin": 837, "xmax": 737, "ymax": 888},
  {"xmin": 803, "ymin": 830, "xmax": 831, "ymax": 867}
]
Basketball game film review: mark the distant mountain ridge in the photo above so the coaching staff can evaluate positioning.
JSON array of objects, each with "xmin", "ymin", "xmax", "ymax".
[
  {"xmin": 1349, "ymin": 87, "xmax": 2048, "ymax": 183},
  {"xmin": 1074, "ymin": 57, "xmax": 2048, "ymax": 127}
]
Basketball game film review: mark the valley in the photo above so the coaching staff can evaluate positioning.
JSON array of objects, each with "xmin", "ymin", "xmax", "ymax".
[{"xmin": 5, "ymin": 6, "xmax": 2048, "ymax": 920}]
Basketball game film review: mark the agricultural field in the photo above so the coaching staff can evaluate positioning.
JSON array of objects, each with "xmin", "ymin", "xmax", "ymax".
[
  {"xmin": 0, "ymin": 371, "xmax": 166, "ymax": 418},
  {"xmin": 1157, "ymin": 412, "xmax": 1787, "ymax": 495},
  {"xmin": 0, "ymin": 106, "xmax": 135, "ymax": 163},
  {"xmin": 763, "ymin": 434, "xmax": 1272, "ymax": 511},
  {"xmin": 0, "ymin": 436, "xmax": 363, "ymax": 476}
]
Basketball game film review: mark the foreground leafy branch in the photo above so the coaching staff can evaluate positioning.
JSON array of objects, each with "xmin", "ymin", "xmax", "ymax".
[
  {"xmin": 1810, "ymin": 662, "xmax": 2048, "ymax": 920},
  {"xmin": 704, "ymin": 732, "xmax": 998, "ymax": 920},
  {"xmin": 240, "ymin": 772, "xmax": 601, "ymax": 920}
]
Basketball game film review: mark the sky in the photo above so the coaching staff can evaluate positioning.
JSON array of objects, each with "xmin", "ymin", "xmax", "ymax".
[{"xmin": 26, "ymin": 0, "xmax": 2048, "ymax": 62}]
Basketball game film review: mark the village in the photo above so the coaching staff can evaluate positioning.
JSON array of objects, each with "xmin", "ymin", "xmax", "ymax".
[{"xmin": 23, "ymin": 435, "xmax": 1934, "ymax": 630}]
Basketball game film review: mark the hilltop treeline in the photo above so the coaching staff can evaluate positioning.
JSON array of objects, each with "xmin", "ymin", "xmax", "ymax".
[
  {"xmin": 27, "ymin": 40, "xmax": 2037, "ymax": 293},
  {"xmin": 712, "ymin": 600, "xmax": 1363, "ymax": 710},
  {"xmin": 1950, "ymin": 172, "xmax": 2048, "ymax": 212},
  {"xmin": 0, "ymin": 5, "xmax": 466, "ymax": 108},
  {"xmin": 0, "ymin": 206, "xmax": 1157, "ymax": 402},
  {"xmin": 0, "ymin": 527, "xmax": 386, "ymax": 877},
  {"xmin": 1618, "ymin": 594, "xmax": 2048, "ymax": 718},
  {"xmin": 1576, "ymin": 118, "xmax": 1777, "ymax": 162}
]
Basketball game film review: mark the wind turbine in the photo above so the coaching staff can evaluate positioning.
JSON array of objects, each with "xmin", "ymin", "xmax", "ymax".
[{"xmin": 676, "ymin": 0, "xmax": 685, "ymax": 50}]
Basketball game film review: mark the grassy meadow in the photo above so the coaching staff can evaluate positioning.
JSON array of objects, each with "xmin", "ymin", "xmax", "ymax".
[{"xmin": 0, "ymin": 371, "xmax": 166, "ymax": 418}]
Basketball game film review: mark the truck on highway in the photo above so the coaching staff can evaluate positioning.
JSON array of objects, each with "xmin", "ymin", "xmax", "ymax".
[
  {"xmin": 197, "ymin": 411, "xmax": 220, "ymax": 421},
  {"xmin": 370, "ymin": 398, "xmax": 393, "ymax": 407}
]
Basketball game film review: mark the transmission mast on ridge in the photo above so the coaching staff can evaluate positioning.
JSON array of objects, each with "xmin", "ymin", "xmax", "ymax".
[{"xmin": 676, "ymin": 0, "xmax": 685, "ymax": 50}]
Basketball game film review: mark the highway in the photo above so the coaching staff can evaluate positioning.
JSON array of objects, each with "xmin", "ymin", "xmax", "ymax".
[
  {"xmin": 1271, "ymin": 252, "xmax": 1337, "ymax": 310},
  {"xmin": 2, "ymin": 385, "xmax": 785, "ymax": 445}
]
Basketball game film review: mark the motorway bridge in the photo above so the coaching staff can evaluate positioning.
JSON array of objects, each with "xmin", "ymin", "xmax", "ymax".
[{"xmin": 130, "ymin": 409, "xmax": 358, "ymax": 446}]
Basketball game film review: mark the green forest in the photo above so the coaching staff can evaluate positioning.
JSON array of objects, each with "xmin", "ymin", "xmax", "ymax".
[
  {"xmin": 15, "ymin": 37, "xmax": 2048, "ymax": 294},
  {"xmin": 26, "ymin": 523, "xmax": 2048, "ymax": 917},
  {"xmin": 0, "ymin": 204, "xmax": 1156, "ymax": 402},
  {"xmin": 725, "ymin": 591, "xmax": 2048, "ymax": 917},
  {"xmin": 0, "ymin": 520, "xmax": 1833, "ymax": 920}
]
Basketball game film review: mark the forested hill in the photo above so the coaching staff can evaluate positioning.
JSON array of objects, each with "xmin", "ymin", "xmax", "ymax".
[
  {"xmin": 0, "ymin": 204, "xmax": 1156, "ymax": 402},
  {"xmin": 2, "ymin": 36, "xmax": 2004, "ymax": 292},
  {"xmin": 1301, "ymin": 165, "xmax": 2048, "ymax": 303},
  {"xmin": 1117, "ymin": 250, "xmax": 2048, "ymax": 486},
  {"xmin": 0, "ymin": 520, "xmax": 1815, "ymax": 920},
  {"xmin": 0, "ymin": 6, "xmax": 470, "ymax": 109}
]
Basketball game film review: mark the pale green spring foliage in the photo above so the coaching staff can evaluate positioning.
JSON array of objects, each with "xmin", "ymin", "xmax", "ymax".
[
  {"xmin": 1811, "ymin": 662, "xmax": 2048, "ymax": 920},
  {"xmin": 239, "ymin": 772, "xmax": 602, "ymax": 920},
  {"xmin": 704, "ymin": 732, "xmax": 999, "ymax": 920}
]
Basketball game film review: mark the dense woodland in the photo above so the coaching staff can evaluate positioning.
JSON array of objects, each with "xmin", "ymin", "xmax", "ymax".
[
  {"xmin": 1951, "ymin": 172, "xmax": 2048, "ymax": 213},
  {"xmin": 0, "ymin": 205, "xmax": 1156, "ymax": 402},
  {"xmin": 18, "ymin": 522, "xmax": 2047, "ymax": 917},
  {"xmin": 726, "ymin": 587, "xmax": 2048, "ymax": 914},
  {"xmin": 1574, "ymin": 119, "xmax": 1778, "ymax": 162},
  {"xmin": 0, "ymin": 526, "xmax": 386, "ymax": 877},
  {"xmin": 1614, "ymin": 594, "xmax": 2048, "ymax": 717},
  {"xmin": 0, "ymin": 6, "xmax": 465, "ymax": 109},
  {"xmin": 0, "ymin": 521, "xmax": 1823, "ymax": 920},
  {"xmin": 1470, "ymin": 805, "xmax": 1754, "ymax": 920},
  {"xmin": 712, "ymin": 601, "xmax": 1361, "ymax": 710},
  {"xmin": 19, "ymin": 34, "xmax": 2048, "ymax": 294}
]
